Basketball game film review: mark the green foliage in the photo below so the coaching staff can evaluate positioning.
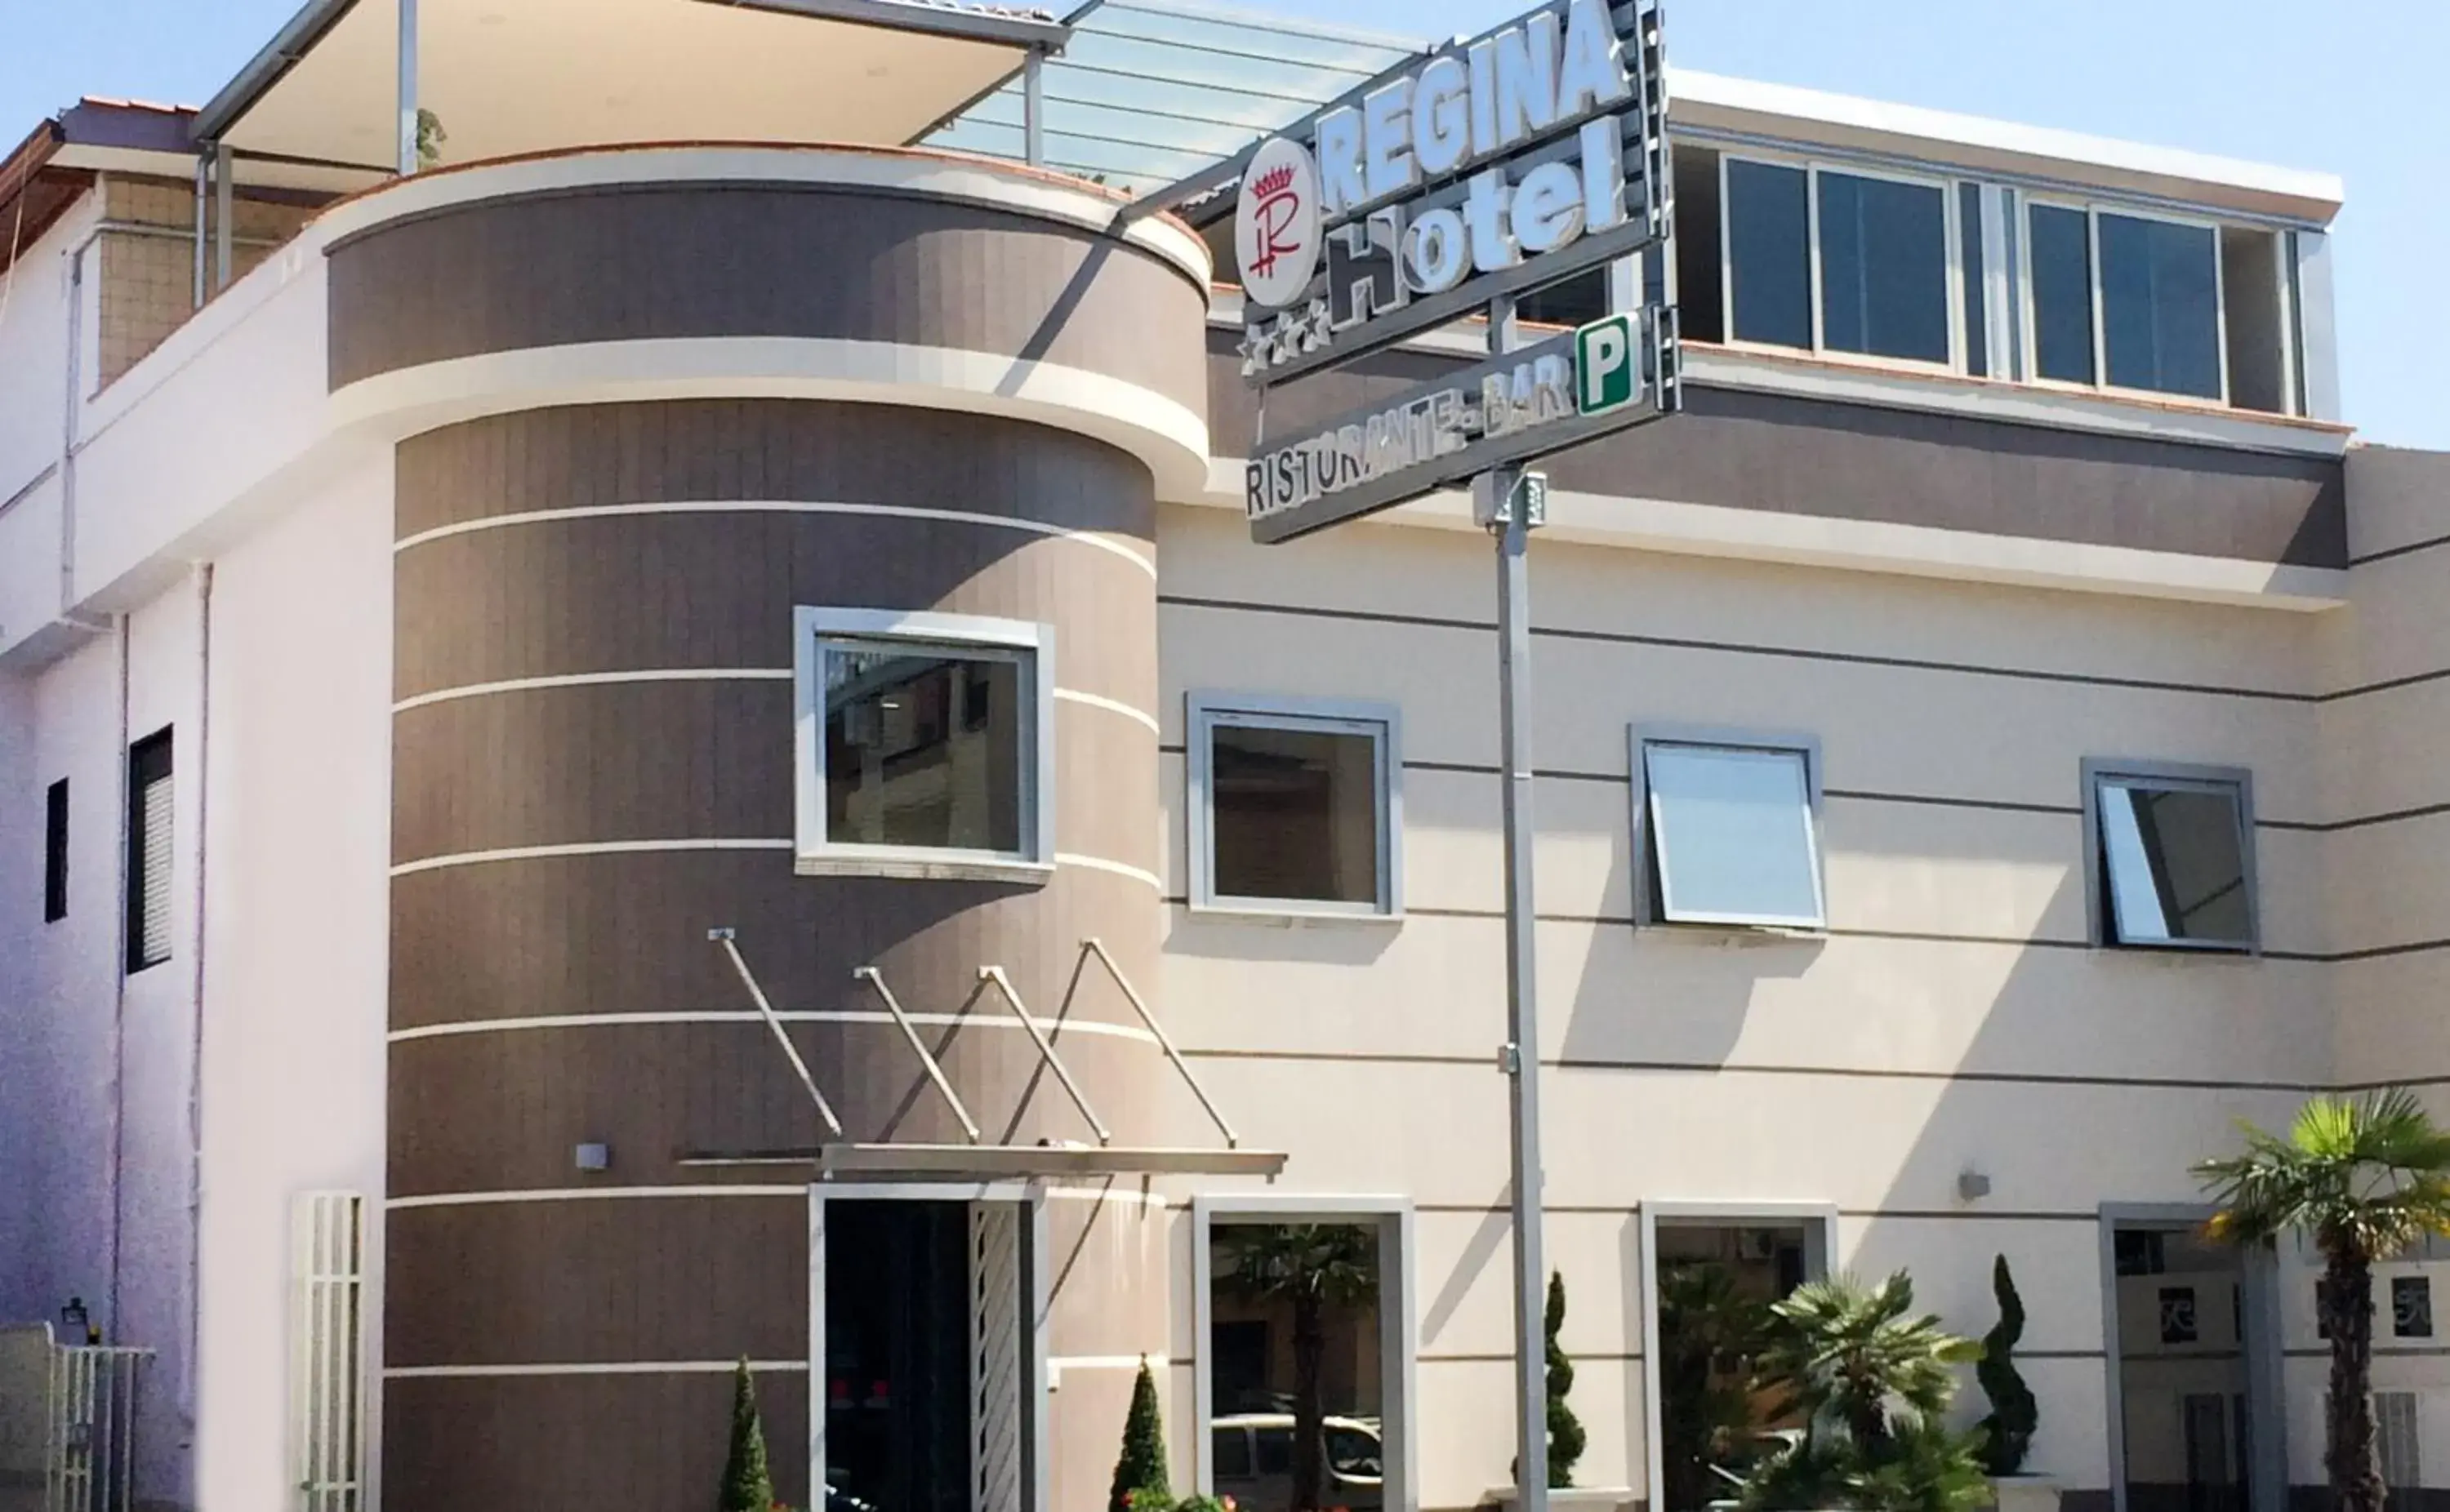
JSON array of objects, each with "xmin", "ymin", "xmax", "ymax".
[
  {"xmin": 1546, "ymin": 1272, "xmax": 1586, "ymax": 1488},
  {"xmin": 2194, "ymin": 1089, "xmax": 2450, "ymax": 1261},
  {"xmin": 1110, "ymin": 1359, "xmax": 1173, "ymax": 1512},
  {"xmin": 2196, "ymin": 1089, "xmax": 2450, "ymax": 1512},
  {"xmin": 1217, "ymin": 1225, "xmax": 1379, "ymax": 1512},
  {"xmin": 719, "ymin": 1359, "xmax": 776, "ymax": 1512},
  {"xmin": 414, "ymin": 109, "xmax": 447, "ymax": 170},
  {"xmin": 1976, "ymin": 1256, "xmax": 2038, "ymax": 1477},
  {"xmin": 1658, "ymin": 1262, "xmax": 1772, "ymax": 1512},
  {"xmin": 1738, "ymin": 1272, "xmax": 1988, "ymax": 1512}
]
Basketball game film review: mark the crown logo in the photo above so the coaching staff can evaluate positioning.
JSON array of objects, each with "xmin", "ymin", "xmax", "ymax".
[{"xmin": 1250, "ymin": 163, "xmax": 1297, "ymax": 201}]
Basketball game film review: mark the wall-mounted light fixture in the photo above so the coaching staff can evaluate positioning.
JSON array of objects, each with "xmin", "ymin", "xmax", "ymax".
[
  {"xmin": 1958, "ymin": 1169, "xmax": 1993, "ymax": 1202},
  {"xmin": 575, "ymin": 1142, "xmax": 612, "ymax": 1173}
]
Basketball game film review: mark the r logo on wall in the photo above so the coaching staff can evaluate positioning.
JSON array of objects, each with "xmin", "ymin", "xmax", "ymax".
[{"xmin": 1236, "ymin": 137, "xmax": 1324, "ymax": 312}]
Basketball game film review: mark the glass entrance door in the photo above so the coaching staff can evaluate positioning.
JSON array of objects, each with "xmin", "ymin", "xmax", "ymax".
[{"xmin": 824, "ymin": 1201, "xmax": 974, "ymax": 1512}]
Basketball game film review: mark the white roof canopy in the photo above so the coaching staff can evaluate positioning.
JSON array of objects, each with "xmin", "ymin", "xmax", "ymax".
[{"xmin": 196, "ymin": 0, "xmax": 1067, "ymax": 171}]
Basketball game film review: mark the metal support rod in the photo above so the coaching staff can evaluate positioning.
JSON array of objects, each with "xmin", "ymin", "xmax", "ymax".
[
  {"xmin": 190, "ymin": 153, "xmax": 208, "ymax": 311},
  {"xmin": 853, "ymin": 967, "xmax": 982, "ymax": 1145},
  {"xmin": 212, "ymin": 142, "xmax": 234, "ymax": 292},
  {"xmin": 978, "ymin": 967, "xmax": 1111, "ymax": 1145},
  {"xmin": 1079, "ymin": 938, "xmax": 1239, "ymax": 1147},
  {"xmin": 1022, "ymin": 49, "xmax": 1047, "ymax": 167},
  {"xmin": 708, "ymin": 929, "xmax": 845, "ymax": 1140},
  {"xmin": 396, "ymin": 0, "xmax": 421, "ymax": 176},
  {"xmin": 1487, "ymin": 288, "xmax": 1550, "ymax": 1512}
]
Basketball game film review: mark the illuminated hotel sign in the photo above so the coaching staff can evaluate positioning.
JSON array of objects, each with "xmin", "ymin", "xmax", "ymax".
[{"xmin": 1233, "ymin": 0, "xmax": 1668, "ymax": 388}]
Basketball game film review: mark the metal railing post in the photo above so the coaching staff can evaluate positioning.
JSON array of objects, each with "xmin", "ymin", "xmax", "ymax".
[
  {"xmin": 977, "ymin": 967, "xmax": 1110, "ymax": 1145},
  {"xmin": 854, "ymin": 967, "xmax": 982, "ymax": 1145},
  {"xmin": 1077, "ymin": 939, "xmax": 1239, "ymax": 1148},
  {"xmin": 709, "ymin": 929, "xmax": 846, "ymax": 1141}
]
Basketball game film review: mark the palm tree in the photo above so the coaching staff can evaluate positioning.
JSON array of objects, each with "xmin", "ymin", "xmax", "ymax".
[
  {"xmin": 1656, "ymin": 1262, "xmax": 1771, "ymax": 1511},
  {"xmin": 1740, "ymin": 1271, "xmax": 1987, "ymax": 1512},
  {"xmin": 1215, "ymin": 1224, "xmax": 1379, "ymax": 1512},
  {"xmin": 2195, "ymin": 1089, "xmax": 2450, "ymax": 1512}
]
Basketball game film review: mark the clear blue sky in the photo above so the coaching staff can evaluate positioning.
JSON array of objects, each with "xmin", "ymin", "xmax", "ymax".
[{"xmin": 7, "ymin": 0, "xmax": 2442, "ymax": 448}]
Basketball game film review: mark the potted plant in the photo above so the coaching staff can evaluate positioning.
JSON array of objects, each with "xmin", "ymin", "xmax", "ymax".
[
  {"xmin": 1975, "ymin": 1256, "xmax": 2053, "ymax": 1512},
  {"xmin": 1486, "ymin": 1272, "xmax": 1637, "ymax": 1512},
  {"xmin": 1736, "ymin": 1270, "xmax": 1989, "ymax": 1512}
]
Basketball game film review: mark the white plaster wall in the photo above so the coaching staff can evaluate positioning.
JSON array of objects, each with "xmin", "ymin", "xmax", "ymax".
[
  {"xmin": 118, "ymin": 578, "xmax": 207, "ymax": 1510},
  {"xmin": 0, "ymin": 668, "xmax": 33, "ymax": 1312},
  {"xmin": 0, "ymin": 193, "xmax": 87, "ymax": 512},
  {"xmin": 191, "ymin": 458, "xmax": 394, "ymax": 1512}
]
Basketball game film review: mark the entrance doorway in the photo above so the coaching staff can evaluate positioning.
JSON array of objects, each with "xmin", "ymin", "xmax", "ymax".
[
  {"xmin": 2101, "ymin": 1208, "xmax": 2283, "ymax": 1512},
  {"xmin": 812, "ymin": 1186, "xmax": 1040, "ymax": 1512},
  {"xmin": 1639, "ymin": 1203, "xmax": 1838, "ymax": 1512}
]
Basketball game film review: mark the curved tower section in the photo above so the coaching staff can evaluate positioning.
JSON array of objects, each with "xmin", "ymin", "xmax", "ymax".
[{"xmin": 332, "ymin": 146, "xmax": 1210, "ymax": 1510}]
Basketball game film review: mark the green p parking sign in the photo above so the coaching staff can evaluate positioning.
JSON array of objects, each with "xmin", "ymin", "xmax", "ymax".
[{"xmin": 1575, "ymin": 314, "xmax": 1637, "ymax": 416}]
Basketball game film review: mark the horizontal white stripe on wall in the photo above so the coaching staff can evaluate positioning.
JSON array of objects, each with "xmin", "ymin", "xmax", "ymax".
[
  {"xmin": 385, "ymin": 1360, "xmax": 810, "ymax": 1380},
  {"xmin": 389, "ymin": 838, "xmax": 794, "ymax": 877},
  {"xmin": 1054, "ymin": 853, "xmax": 1165, "ymax": 891},
  {"xmin": 393, "ymin": 839, "xmax": 1160, "ymax": 884},
  {"xmin": 390, "ymin": 1011, "xmax": 1160, "ymax": 1047},
  {"xmin": 392, "ymin": 667, "xmax": 792, "ymax": 714},
  {"xmin": 1049, "ymin": 1355, "xmax": 1174, "ymax": 1372},
  {"xmin": 392, "ymin": 499, "xmax": 1156, "ymax": 579},
  {"xmin": 389, "ymin": 1185, "xmax": 808, "ymax": 1211},
  {"xmin": 1053, "ymin": 687, "xmax": 1162, "ymax": 736},
  {"xmin": 394, "ymin": 669, "xmax": 1157, "ymax": 733}
]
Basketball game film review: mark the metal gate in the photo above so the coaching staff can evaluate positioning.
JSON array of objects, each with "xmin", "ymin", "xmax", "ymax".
[{"xmin": 0, "ymin": 1326, "xmax": 149, "ymax": 1512}]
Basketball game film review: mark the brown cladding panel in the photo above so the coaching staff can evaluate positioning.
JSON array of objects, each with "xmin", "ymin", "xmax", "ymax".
[
  {"xmin": 330, "ymin": 183, "xmax": 1208, "ymax": 416},
  {"xmin": 392, "ymin": 400, "xmax": 1157, "ymax": 541},
  {"xmin": 392, "ymin": 687, "xmax": 1152, "ymax": 876},
  {"xmin": 385, "ymin": 1196, "xmax": 808, "ymax": 1367},
  {"xmin": 388, "ymin": 852, "xmax": 1160, "ymax": 1035},
  {"xmin": 387, "ymin": 1016, "xmax": 1156, "ymax": 1195},
  {"xmin": 385, "ymin": 1372, "xmax": 810, "ymax": 1510},
  {"xmin": 1206, "ymin": 335, "xmax": 2348, "ymax": 568},
  {"xmin": 391, "ymin": 511, "xmax": 1158, "ymax": 707}
]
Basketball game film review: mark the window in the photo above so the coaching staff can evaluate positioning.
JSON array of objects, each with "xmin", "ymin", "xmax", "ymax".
[
  {"xmin": 1212, "ymin": 1427, "xmax": 1252, "ymax": 1481},
  {"xmin": 2395, "ymin": 1276, "xmax": 2434, "ymax": 1339},
  {"xmin": 1637, "ymin": 732, "xmax": 1825, "ymax": 930},
  {"xmin": 1958, "ymin": 182, "xmax": 1989, "ymax": 378},
  {"xmin": 2027, "ymin": 202, "xmax": 2226, "ymax": 401},
  {"xmin": 294, "ymin": 1192, "xmax": 368, "ymax": 1512},
  {"xmin": 126, "ymin": 729, "xmax": 172, "ymax": 972},
  {"xmin": 1722, "ymin": 156, "xmax": 1955, "ymax": 367},
  {"xmin": 43, "ymin": 778, "xmax": 67, "ymax": 923},
  {"xmin": 792, "ymin": 610, "xmax": 1054, "ymax": 879},
  {"xmin": 1188, "ymin": 693, "xmax": 1400, "ymax": 918},
  {"xmin": 2378, "ymin": 1392, "xmax": 2421, "ymax": 1494},
  {"xmin": 1725, "ymin": 158, "xmax": 1811, "ymax": 350},
  {"xmin": 2084, "ymin": 761, "xmax": 2256, "ymax": 952}
]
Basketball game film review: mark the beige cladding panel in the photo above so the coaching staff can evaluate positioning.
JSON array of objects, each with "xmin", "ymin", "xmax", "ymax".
[{"xmin": 1160, "ymin": 918, "xmax": 2332, "ymax": 1090}]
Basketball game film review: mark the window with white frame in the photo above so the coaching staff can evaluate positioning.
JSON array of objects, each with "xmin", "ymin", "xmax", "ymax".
[
  {"xmin": 2083, "ymin": 760, "xmax": 2256, "ymax": 951},
  {"xmin": 1722, "ymin": 154, "xmax": 1958, "ymax": 368},
  {"xmin": 1188, "ymin": 693, "xmax": 1399, "ymax": 917},
  {"xmin": 2027, "ymin": 201, "xmax": 2226, "ymax": 401},
  {"xmin": 1637, "ymin": 733, "xmax": 1826, "ymax": 929},
  {"xmin": 793, "ymin": 609, "xmax": 1054, "ymax": 878}
]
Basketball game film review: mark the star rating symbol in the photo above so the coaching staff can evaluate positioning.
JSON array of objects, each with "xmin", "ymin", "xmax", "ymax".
[{"xmin": 1239, "ymin": 299, "xmax": 1334, "ymax": 377}]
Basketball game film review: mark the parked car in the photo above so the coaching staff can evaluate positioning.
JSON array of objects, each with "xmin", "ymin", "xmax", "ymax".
[{"xmin": 1211, "ymin": 1412, "xmax": 1384, "ymax": 1511}]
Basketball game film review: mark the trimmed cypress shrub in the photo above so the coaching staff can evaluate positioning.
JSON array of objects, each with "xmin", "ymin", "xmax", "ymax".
[
  {"xmin": 1110, "ymin": 1358, "xmax": 1174, "ymax": 1512},
  {"xmin": 719, "ymin": 1359, "xmax": 777, "ymax": 1512}
]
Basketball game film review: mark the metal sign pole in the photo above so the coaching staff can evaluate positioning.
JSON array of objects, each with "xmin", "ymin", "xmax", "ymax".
[{"xmin": 1485, "ymin": 291, "xmax": 1550, "ymax": 1512}]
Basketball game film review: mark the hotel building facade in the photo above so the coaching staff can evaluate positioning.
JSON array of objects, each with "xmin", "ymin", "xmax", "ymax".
[{"xmin": 0, "ymin": 2, "xmax": 2445, "ymax": 1511}]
